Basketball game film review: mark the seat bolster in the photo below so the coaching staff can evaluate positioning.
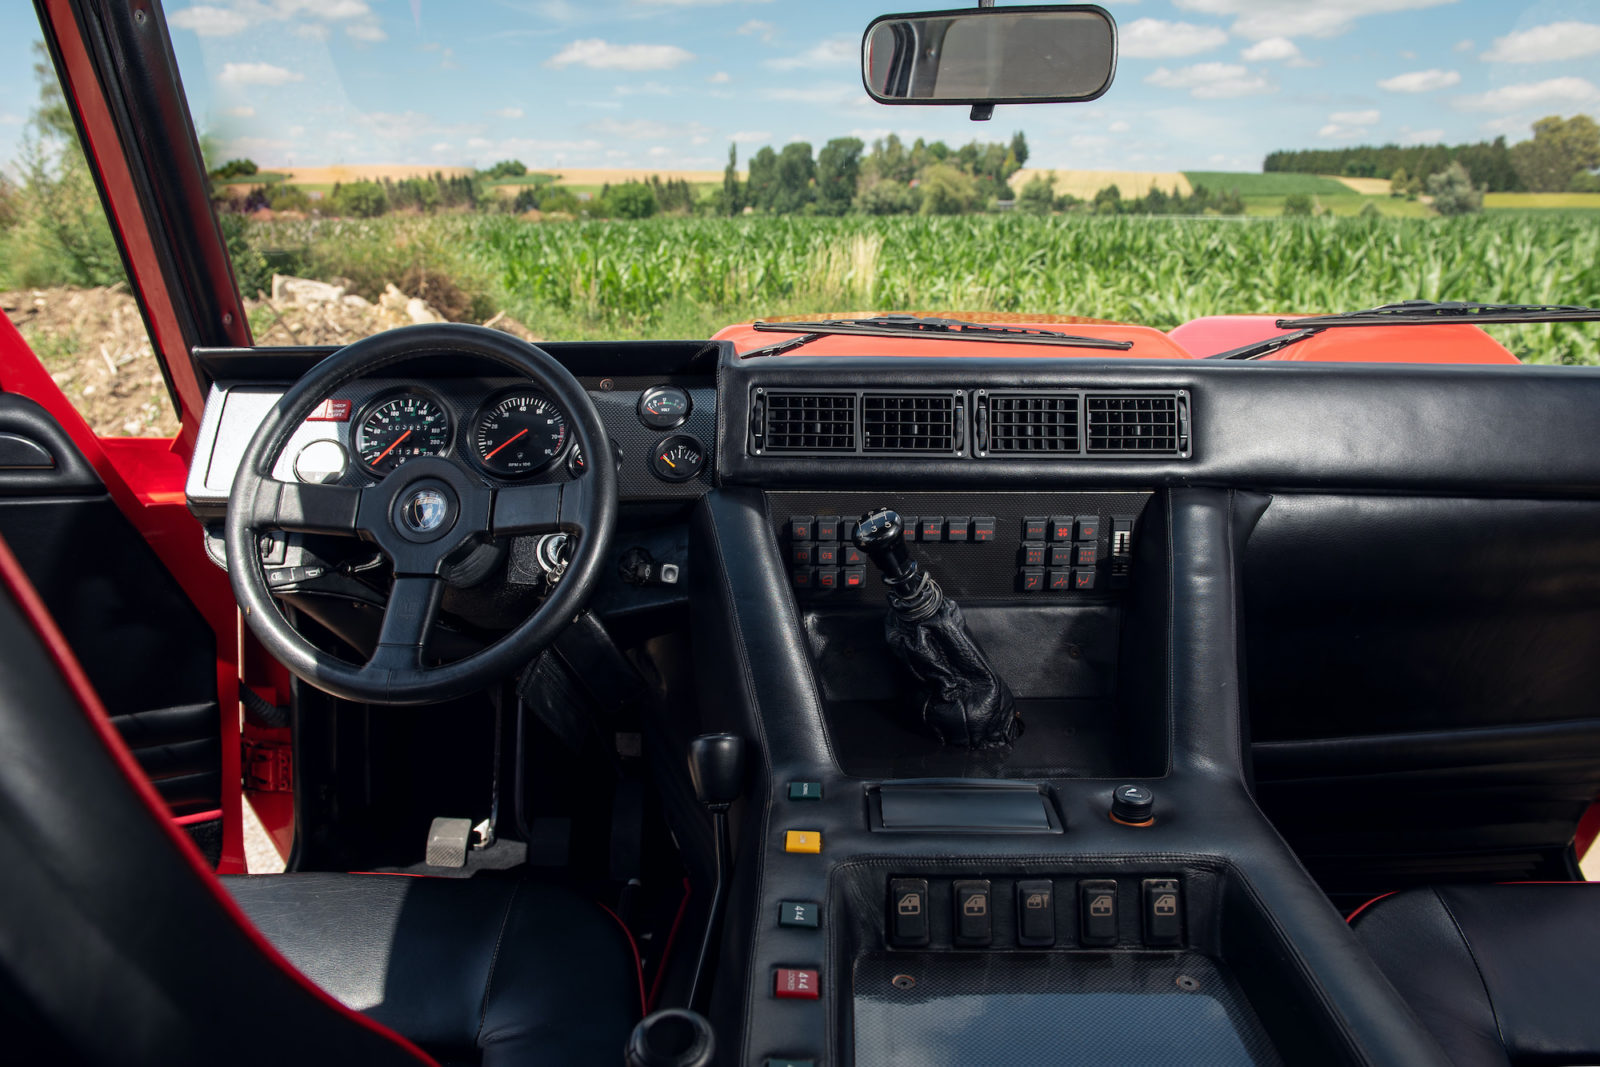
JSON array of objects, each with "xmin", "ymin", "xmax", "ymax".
[{"xmin": 1351, "ymin": 888, "xmax": 1510, "ymax": 1067}]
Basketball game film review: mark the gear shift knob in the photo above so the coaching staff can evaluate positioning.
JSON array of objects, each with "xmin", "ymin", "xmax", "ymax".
[
  {"xmin": 854, "ymin": 508, "xmax": 919, "ymax": 588},
  {"xmin": 687, "ymin": 733, "xmax": 745, "ymax": 811}
]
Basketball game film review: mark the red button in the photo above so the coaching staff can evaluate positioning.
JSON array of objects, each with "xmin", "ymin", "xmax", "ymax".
[
  {"xmin": 306, "ymin": 398, "xmax": 352, "ymax": 422},
  {"xmin": 774, "ymin": 968, "xmax": 819, "ymax": 999}
]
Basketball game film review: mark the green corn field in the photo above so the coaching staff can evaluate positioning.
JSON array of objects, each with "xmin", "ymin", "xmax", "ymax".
[{"xmin": 241, "ymin": 213, "xmax": 1600, "ymax": 365}]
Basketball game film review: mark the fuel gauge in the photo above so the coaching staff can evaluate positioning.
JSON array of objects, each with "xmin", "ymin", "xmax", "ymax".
[{"xmin": 650, "ymin": 434, "xmax": 706, "ymax": 483}]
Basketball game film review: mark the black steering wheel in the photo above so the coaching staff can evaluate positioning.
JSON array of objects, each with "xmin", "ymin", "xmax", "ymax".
[{"xmin": 225, "ymin": 323, "xmax": 617, "ymax": 705}]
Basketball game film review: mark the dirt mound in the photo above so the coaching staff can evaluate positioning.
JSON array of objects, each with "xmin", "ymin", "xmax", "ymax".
[{"xmin": 3, "ymin": 278, "xmax": 540, "ymax": 438}]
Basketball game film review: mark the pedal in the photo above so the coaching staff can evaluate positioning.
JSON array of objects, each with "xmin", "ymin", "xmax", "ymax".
[{"xmin": 425, "ymin": 817, "xmax": 473, "ymax": 868}]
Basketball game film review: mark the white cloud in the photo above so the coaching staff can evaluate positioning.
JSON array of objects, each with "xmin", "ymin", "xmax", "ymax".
[
  {"xmin": 0, "ymin": 113, "xmax": 23, "ymax": 125},
  {"xmin": 1453, "ymin": 39, "xmax": 1474, "ymax": 53},
  {"xmin": 1120, "ymin": 19, "xmax": 1228, "ymax": 59},
  {"xmin": 1481, "ymin": 22, "xmax": 1600, "ymax": 64},
  {"xmin": 1330, "ymin": 109, "xmax": 1380, "ymax": 125},
  {"xmin": 591, "ymin": 118, "xmax": 679, "ymax": 139},
  {"xmin": 1109, "ymin": 120, "xmax": 1131, "ymax": 132},
  {"xmin": 615, "ymin": 82, "xmax": 674, "ymax": 96},
  {"xmin": 548, "ymin": 39, "xmax": 694, "ymax": 70},
  {"xmin": 1456, "ymin": 76, "xmax": 1600, "ymax": 112},
  {"xmin": 648, "ymin": 146, "xmax": 671, "ymax": 157},
  {"xmin": 759, "ymin": 84, "xmax": 859, "ymax": 105},
  {"xmin": 1400, "ymin": 127, "xmax": 1446, "ymax": 144},
  {"xmin": 1171, "ymin": 0, "xmax": 1456, "ymax": 41},
  {"xmin": 708, "ymin": 71, "xmax": 731, "ymax": 83},
  {"xmin": 1145, "ymin": 62, "xmax": 1274, "ymax": 98},
  {"xmin": 168, "ymin": 5, "xmax": 251, "ymax": 35},
  {"xmin": 1241, "ymin": 36, "xmax": 1299, "ymax": 61},
  {"xmin": 346, "ymin": 21, "xmax": 386, "ymax": 42},
  {"xmin": 225, "ymin": 105, "xmax": 255, "ymax": 118},
  {"xmin": 493, "ymin": 107, "xmax": 524, "ymax": 119},
  {"xmin": 736, "ymin": 20, "xmax": 776, "ymax": 43},
  {"xmin": 1319, "ymin": 123, "xmax": 1365, "ymax": 140},
  {"xmin": 293, "ymin": 23, "xmax": 329, "ymax": 41},
  {"xmin": 767, "ymin": 35, "xmax": 856, "ymax": 70},
  {"xmin": 1377, "ymin": 68, "xmax": 1461, "ymax": 92},
  {"xmin": 218, "ymin": 62, "xmax": 303, "ymax": 86},
  {"xmin": 430, "ymin": 142, "xmax": 453, "ymax": 153},
  {"xmin": 730, "ymin": 130, "xmax": 771, "ymax": 143}
]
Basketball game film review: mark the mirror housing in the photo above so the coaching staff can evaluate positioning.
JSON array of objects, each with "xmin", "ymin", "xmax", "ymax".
[{"xmin": 862, "ymin": 4, "xmax": 1118, "ymax": 108}]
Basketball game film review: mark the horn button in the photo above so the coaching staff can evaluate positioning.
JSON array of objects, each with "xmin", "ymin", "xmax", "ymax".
[
  {"xmin": 357, "ymin": 458, "xmax": 491, "ymax": 573},
  {"xmin": 393, "ymin": 481, "xmax": 457, "ymax": 542}
]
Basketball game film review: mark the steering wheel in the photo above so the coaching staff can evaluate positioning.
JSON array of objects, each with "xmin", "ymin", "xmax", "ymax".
[{"xmin": 225, "ymin": 323, "xmax": 617, "ymax": 705}]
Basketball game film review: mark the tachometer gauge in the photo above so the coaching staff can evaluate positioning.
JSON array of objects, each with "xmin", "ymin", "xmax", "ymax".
[
  {"xmin": 355, "ymin": 393, "xmax": 451, "ymax": 475},
  {"xmin": 472, "ymin": 392, "xmax": 569, "ymax": 476},
  {"xmin": 650, "ymin": 434, "xmax": 706, "ymax": 483}
]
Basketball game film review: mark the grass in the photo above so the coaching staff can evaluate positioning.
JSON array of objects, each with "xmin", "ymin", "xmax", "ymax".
[
  {"xmin": 1183, "ymin": 171, "xmax": 1353, "ymax": 196},
  {"xmin": 235, "ymin": 212, "xmax": 1600, "ymax": 365},
  {"xmin": 1484, "ymin": 192, "xmax": 1600, "ymax": 211}
]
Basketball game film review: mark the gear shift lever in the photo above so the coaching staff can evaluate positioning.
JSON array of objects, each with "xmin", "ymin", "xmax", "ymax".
[
  {"xmin": 685, "ymin": 733, "xmax": 744, "ymax": 1013},
  {"xmin": 854, "ymin": 508, "xmax": 1020, "ymax": 748}
]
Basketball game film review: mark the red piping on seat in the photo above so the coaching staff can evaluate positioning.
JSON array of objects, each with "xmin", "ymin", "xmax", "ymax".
[
  {"xmin": 597, "ymin": 901, "xmax": 648, "ymax": 1018},
  {"xmin": 648, "ymin": 878, "xmax": 692, "ymax": 1011},
  {"xmin": 0, "ymin": 534, "xmax": 438, "ymax": 1066},
  {"xmin": 1345, "ymin": 892, "xmax": 1398, "ymax": 924}
]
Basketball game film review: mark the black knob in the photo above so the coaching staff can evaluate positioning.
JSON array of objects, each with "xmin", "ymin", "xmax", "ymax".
[
  {"xmin": 1110, "ymin": 783, "xmax": 1155, "ymax": 825},
  {"xmin": 854, "ymin": 508, "xmax": 919, "ymax": 587},
  {"xmin": 688, "ymin": 733, "xmax": 745, "ymax": 811},
  {"xmin": 625, "ymin": 1008, "xmax": 715, "ymax": 1067}
]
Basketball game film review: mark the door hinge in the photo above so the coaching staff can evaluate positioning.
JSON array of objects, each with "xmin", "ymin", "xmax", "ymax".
[{"xmin": 242, "ymin": 738, "xmax": 293, "ymax": 793}]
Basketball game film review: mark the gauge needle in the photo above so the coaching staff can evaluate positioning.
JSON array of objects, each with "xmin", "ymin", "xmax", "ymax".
[
  {"xmin": 484, "ymin": 428, "xmax": 529, "ymax": 460},
  {"xmin": 373, "ymin": 429, "xmax": 412, "ymax": 464},
  {"xmin": 661, "ymin": 455, "xmax": 676, "ymax": 468}
]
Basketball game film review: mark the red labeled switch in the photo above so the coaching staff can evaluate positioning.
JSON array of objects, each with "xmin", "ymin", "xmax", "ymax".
[{"xmin": 774, "ymin": 968, "xmax": 820, "ymax": 999}]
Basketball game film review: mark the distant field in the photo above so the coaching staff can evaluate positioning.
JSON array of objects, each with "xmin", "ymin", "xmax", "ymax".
[
  {"xmin": 1183, "ymin": 171, "xmax": 1352, "ymax": 196},
  {"xmin": 1010, "ymin": 169, "xmax": 1192, "ymax": 199},
  {"xmin": 1485, "ymin": 192, "xmax": 1600, "ymax": 210},
  {"xmin": 1331, "ymin": 176, "xmax": 1392, "ymax": 196},
  {"xmin": 278, "ymin": 164, "xmax": 474, "ymax": 183}
]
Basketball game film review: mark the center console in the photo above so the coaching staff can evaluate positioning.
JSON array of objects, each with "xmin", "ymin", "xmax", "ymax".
[{"xmin": 689, "ymin": 483, "xmax": 1451, "ymax": 1067}]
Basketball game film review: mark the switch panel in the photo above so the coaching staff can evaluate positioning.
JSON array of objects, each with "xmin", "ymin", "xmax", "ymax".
[{"xmin": 775, "ymin": 492, "xmax": 1150, "ymax": 601}]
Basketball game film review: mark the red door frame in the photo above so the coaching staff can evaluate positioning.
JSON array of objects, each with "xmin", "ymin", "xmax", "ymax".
[{"xmin": 8, "ymin": 0, "xmax": 278, "ymax": 872}]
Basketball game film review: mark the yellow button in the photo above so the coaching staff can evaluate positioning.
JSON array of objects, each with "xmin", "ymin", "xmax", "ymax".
[{"xmin": 785, "ymin": 830, "xmax": 822, "ymax": 854}]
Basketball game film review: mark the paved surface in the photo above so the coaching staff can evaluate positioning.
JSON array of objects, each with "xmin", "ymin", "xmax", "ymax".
[{"xmin": 242, "ymin": 798, "xmax": 286, "ymax": 874}]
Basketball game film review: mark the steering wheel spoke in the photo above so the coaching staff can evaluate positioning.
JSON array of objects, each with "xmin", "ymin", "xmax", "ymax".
[
  {"xmin": 490, "ymin": 479, "xmax": 591, "ymax": 538},
  {"xmin": 250, "ymin": 478, "xmax": 365, "ymax": 535},
  {"xmin": 368, "ymin": 575, "xmax": 445, "ymax": 672}
]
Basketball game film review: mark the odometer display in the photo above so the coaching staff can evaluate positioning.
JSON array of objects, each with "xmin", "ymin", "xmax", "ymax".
[
  {"xmin": 472, "ymin": 392, "xmax": 569, "ymax": 476},
  {"xmin": 354, "ymin": 393, "xmax": 451, "ymax": 475}
]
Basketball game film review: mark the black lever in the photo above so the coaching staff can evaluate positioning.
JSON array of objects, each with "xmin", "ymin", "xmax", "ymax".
[
  {"xmin": 626, "ymin": 1008, "xmax": 715, "ymax": 1067},
  {"xmin": 686, "ymin": 733, "xmax": 745, "ymax": 1013},
  {"xmin": 853, "ymin": 508, "xmax": 1021, "ymax": 748}
]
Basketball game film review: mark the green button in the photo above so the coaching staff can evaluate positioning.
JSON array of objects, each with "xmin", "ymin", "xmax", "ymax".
[
  {"xmin": 779, "ymin": 901, "xmax": 819, "ymax": 928},
  {"xmin": 788, "ymin": 781, "xmax": 822, "ymax": 800}
]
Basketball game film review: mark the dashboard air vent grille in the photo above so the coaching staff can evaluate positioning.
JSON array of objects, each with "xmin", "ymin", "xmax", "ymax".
[
  {"xmin": 986, "ymin": 394, "xmax": 1081, "ymax": 453},
  {"xmin": 1086, "ymin": 394, "xmax": 1182, "ymax": 454},
  {"xmin": 761, "ymin": 392, "xmax": 857, "ymax": 452},
  {"xmin": 863, "ymin": 394, "xmax": 957, "ymax": 452}
]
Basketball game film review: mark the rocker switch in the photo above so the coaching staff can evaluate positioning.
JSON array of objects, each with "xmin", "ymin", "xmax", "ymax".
[
  {"xmin": 1080, "ymin": 879, "xmax": 1119, "ymax": 946},
  {"xmin": 888, "ymin": 878, "xmax": 929, "ymax": 947},
  {"xmin": 954, "ymin": 879, "xmax": 992, "ymax": 946}
]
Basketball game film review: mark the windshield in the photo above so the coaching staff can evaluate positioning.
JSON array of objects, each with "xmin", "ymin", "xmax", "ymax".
[{"xmin": 4, "ymin": 0, "xmax": 1599, "ymax": 420}]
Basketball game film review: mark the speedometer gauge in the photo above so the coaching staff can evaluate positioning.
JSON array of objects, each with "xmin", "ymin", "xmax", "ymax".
[
  {"xmin": 355, "ymin": 393, "xmax": 451, "ymax": 475},
  {"xmin": 472, "ymin": 392, "xmax": 569, "ymax": 476}
]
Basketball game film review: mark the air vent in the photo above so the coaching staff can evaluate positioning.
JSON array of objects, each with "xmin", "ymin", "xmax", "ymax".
[
  {"xmin": 1086, "ymin": 393, "xmax": 1185, "ymax": 454},
  {"xmin": 863, "ymin": 393, "xmax": 958, "ymax": 453},
  {"xmin": 985, "ymin": 393, "xmax": 1081, "ymax": 453},
  {"xmin": 759, "ymin": 392, "xmax": 857, "ymax": 453}
]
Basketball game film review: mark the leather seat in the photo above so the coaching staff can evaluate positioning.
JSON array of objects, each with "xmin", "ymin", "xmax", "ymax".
[
  {"xmin": 0, "ymin": 534, "xmax": 639, "ymax": 1066},
  {"xmin": 1351, "ymin": 884, "xmax": 1600, "ymax": 1067},
  {"xmin": 223, "ymin": 872, "xmax": 641, "ymax": 1066}
]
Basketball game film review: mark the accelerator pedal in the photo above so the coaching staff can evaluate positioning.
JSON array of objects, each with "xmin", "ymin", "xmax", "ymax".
[{"xmin": 425, "ymin": 816, "xmax": 474, "ymax": 869}]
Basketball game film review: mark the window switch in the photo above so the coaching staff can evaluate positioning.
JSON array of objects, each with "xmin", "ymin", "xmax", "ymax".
[
  {"xmin": 1080, "ymin": 879, "xmax": 1118, "ymax": 946},
  {"xmin": 1016, "ymin": 880, "xmax": 1055, "ymax": 946},
  {"xmin": 1143, "ymin": 879, "xmax": 1182, "ymax": 946},
  {"xmin": 888, "ymin": 878, "xmax": 929, "ymax": 947},
  {"xmin": 954, "ymin": 879, "xmax": 992, "ymax": 946}
]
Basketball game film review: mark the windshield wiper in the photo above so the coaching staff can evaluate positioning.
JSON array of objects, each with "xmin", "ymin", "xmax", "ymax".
[
  {"xmin": 741, "ymin": 315, "xmax": 1133, "ymax": 357},
  {"xmin": 1209, "ymin": 301, "xmax": 1600, "ymax": 360}
]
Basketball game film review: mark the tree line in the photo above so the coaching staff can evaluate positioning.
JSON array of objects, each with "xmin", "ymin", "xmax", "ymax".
[{"xmin": 1265, "ymin": 114, "xmax": 1600, "ymax": 193}]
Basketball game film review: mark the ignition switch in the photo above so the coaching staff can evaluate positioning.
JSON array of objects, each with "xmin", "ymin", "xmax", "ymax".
[{"xmin": 619, "ymin": 547, "xmax": 681, "ymax": 588}]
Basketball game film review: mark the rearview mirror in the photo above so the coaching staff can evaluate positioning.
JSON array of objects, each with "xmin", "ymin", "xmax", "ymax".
[{"xmin": 862, "ymin": 5, "xmax": 1118, "ymax": 106}]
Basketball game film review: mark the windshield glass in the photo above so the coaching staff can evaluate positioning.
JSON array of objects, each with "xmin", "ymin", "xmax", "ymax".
[{"xmin": 5, "ymin": 0, "xmax": 1599, "ymax": 382}]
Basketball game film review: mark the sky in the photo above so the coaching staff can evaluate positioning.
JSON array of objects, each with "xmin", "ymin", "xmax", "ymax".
[{"xmin": 3, "ymin": 0, "xmax": 1600, "ymax": 176}]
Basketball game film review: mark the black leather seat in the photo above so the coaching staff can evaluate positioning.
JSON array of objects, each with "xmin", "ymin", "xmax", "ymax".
[
  {"xmin": 223, "ymin": 872, "xmax": 641, "ymax": 1066},
  {"xmin": 0, "ymin": 536, "xmax": 639, "ymax": 1066},
  {"xmin": 1352, "ymin": 884, "xmax": 1600, "ymax": 1067}
]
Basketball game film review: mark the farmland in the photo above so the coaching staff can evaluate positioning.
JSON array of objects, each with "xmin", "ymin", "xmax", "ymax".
[{"xmin": 235, "ymin": 211, "xmax": 1600, "ymax": 365}]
